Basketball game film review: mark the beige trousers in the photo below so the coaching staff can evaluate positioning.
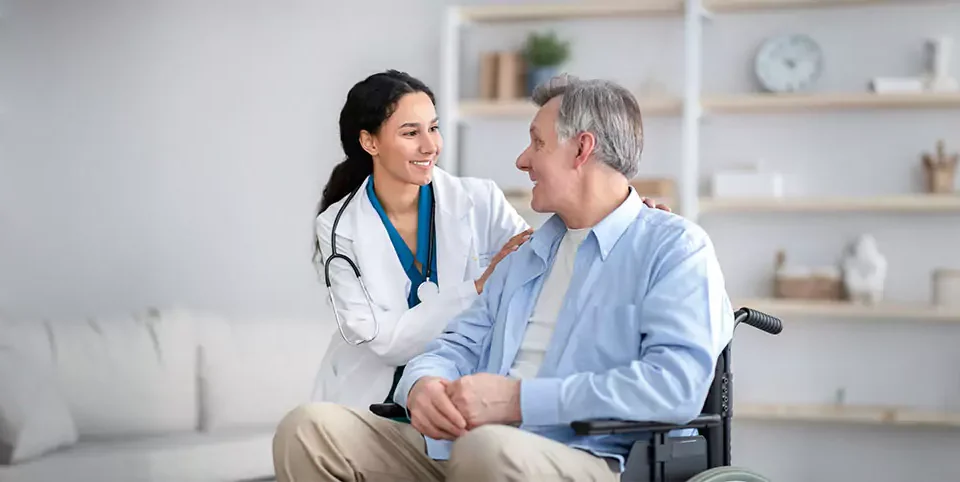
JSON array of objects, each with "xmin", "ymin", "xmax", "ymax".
[{"xmin": 272, "ymin": 402, "xmax": 620, "ymax": 482}]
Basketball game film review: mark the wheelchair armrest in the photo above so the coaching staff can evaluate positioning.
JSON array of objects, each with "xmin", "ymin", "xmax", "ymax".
[{"xmin": 570, "ymin": 413, "xmax": 722, "ymax": 436}]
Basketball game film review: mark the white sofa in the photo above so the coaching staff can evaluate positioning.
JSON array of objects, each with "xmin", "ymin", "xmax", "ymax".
[{"xmin": 0, "ymin": 307, "xmax": 334, "ymax": 482}]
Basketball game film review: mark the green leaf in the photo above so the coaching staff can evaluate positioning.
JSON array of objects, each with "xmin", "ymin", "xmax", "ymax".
[{"xmin": 522, "ymin": 30, "xmax": 571, "ymax": 67}]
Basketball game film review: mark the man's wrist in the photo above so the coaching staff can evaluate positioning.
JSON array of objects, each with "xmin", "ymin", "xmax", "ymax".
[
  {"xmin": 507, "ymin": 378, "xmax": 522, "ymax": 424},
  {"xmin": 408, "ymin": 376, "xmax": 437, "ymax": 402}
]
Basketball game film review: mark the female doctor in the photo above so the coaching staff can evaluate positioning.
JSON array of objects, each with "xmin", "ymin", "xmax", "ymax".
[{"xmin": 311, "ymin": 69, "xmax": 669, "ymax": 409}]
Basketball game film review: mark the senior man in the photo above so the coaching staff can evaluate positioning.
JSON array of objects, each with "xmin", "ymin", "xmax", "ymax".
[{"xmin": 273, "ymin": 74, "xmax": 735, "ymax": 481}]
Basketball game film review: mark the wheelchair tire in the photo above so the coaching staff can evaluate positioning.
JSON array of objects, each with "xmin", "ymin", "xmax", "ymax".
[{"xmin": 685, "ymin": 466, "xmax": 771, "ymax": 482}]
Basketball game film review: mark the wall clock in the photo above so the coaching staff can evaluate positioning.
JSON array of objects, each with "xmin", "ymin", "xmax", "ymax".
[{"xmin": 754, "ymin": 34, "xmax": 824, "ymax": 93}]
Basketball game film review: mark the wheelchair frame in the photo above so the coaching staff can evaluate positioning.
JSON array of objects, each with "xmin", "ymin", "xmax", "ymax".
[{"xmin": 571, "ymin": 307, "xmax": 782, "ymax": 481}]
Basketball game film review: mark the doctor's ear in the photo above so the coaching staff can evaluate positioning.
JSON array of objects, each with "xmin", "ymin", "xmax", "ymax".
[{"xmin": 359, "ymin": 130, "xmax": 378, "ymax": 157}]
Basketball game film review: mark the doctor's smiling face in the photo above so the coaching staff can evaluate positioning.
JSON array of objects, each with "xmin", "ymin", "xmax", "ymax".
[{"xmin": 359, "ymin": 91, "xmax": 442, "ymax": 188}]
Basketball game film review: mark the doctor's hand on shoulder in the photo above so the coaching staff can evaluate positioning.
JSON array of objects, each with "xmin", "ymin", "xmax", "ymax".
[{"xmin": 474, "ymin": 228, "xmax": 533, "ymax": 294}]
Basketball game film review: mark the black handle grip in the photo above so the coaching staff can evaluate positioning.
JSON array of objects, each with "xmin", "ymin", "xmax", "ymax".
[
  {"xmin": 369, "ymin": 403, "xmax": 407, "ymax": 419},
  {"xmin": 735, "ymin": 307, "xmax": 783, "ymax": 335}
]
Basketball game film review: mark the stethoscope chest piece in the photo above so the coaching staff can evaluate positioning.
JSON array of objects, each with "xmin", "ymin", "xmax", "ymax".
[{"xmin": 416, "ymin": 280, "xmax": 439, "ymax": 302}]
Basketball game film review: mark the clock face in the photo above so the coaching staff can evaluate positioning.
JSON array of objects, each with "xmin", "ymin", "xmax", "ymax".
[{"xmin": 754, "ymin": 34, "xmax": 823, "ymax": 93}]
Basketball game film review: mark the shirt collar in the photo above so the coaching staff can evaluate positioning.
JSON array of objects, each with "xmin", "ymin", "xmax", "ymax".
[{"xmin": 529, "ymin": 187, "xmax": 644, "ymax": 262}]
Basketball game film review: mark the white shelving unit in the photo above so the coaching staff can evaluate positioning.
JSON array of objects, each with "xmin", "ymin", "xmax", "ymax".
[
  {"xmin": 441, "ymin": 0, "xmax": 960, "ymax": 460},
  {"xmin": 441, "ymin": 0, "xmax": 960, "ymax": 220}
]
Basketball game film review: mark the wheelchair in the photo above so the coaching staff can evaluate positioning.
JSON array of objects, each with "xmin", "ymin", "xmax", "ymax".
[{"xmin": 371, "ymin": 306, "xmax": 783, "ymax": 482}]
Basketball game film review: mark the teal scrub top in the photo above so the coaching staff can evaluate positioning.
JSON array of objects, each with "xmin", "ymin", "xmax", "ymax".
[{"xmin": 365, "ymin": 176, "xmax": 438, "ymax": 406}]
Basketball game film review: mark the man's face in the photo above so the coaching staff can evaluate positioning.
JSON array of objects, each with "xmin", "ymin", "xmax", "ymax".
[{"xmin": 515, "ymin": 96, "xmax": 580, "ymax": 214}]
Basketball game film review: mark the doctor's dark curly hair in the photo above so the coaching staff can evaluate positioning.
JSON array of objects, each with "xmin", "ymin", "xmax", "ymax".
[{"xmin": 313, "ymin": 69, "xmax": 436, "ymax": 261}]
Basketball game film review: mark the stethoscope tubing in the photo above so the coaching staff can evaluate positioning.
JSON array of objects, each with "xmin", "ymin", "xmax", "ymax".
[{"xmin": 324, "ymin": 181, "xmax": 436, "ymax": 345}]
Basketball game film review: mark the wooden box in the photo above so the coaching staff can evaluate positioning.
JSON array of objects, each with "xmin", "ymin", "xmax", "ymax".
[{"xmin": 773, "ymin": 251, "xmax": 845, "ymax": 301}]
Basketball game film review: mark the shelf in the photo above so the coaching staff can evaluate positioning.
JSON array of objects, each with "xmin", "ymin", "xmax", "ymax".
[
  {"xmin": 460, "ymin": 96, "xmax": 683, "ymax": 119},
  {"xmin": 706, "ymin": 0, "xmax": 916, "ymax": 12},
  {"xmin": 458, "ymin": 1, "xmax": 684, "ymax": 23},
  {"xmin": 736, "ymin": 298, "xmax": 960, "ymax": 322},
  {"xmin": 458, "ymin": 0, "xmax": 916, "ymax": 22},
  {"xmin": 463, "ymin": 92, "xmax": 960, "ymax": 119},
  {"xmin": 699, "ymin": 194, "xmax": 960, "ymax": 214},
  {"xmin": 702, "ymin": 92, "xmax": 960, "ymax": 113},
  {"xmin": 736, "ymin": 403, "xmax": 960, "ymax": 428}
]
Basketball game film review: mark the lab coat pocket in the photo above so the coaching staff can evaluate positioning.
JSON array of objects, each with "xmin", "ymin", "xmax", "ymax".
[
  {"xmin": 586, "ymin": 304, "xmax": 641, "ymax": 367},
  {"xmin": 477, "ymin": 251, "xmax": 497, "ymax": 268}
]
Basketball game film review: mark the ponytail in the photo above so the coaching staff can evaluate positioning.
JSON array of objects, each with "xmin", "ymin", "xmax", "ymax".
[{"xmin": 318, "ymin": 155, "xmax": 372, "ymax": 214}]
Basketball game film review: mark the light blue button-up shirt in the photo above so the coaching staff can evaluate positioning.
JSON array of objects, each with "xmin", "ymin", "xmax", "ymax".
[{"xmin": 394, "ymin": 188, "xmax": 735, "ymax": 470}]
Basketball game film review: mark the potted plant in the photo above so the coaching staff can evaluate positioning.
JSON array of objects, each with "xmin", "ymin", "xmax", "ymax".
[{"xmin": 522, "ymin": 30, "xmax": 571, "ymax": 95}]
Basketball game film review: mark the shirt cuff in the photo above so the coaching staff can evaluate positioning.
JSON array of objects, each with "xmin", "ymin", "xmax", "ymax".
[
  {"xmin": 520, "ymin": 377, "xmax": 562, "ymax": 426},
  {"xmin": 394, "ymin": 364, "xmax": 461, "ymax": 409}
]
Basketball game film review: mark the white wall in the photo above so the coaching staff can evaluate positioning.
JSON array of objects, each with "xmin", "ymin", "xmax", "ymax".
[
  {"xmin": 2, "ymin": 1, "xmax": 959, "ymax": 480},
  {"xmin": 0, "ymin": 0, "xmax": 454, "ymax": 319}
]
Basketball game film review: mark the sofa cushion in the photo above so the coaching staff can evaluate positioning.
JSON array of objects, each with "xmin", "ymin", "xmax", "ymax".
[
  {"xmin": 0, "ymin": 428, "xmax": 275, "ymax": 482},
  {"xmin": 0, "ymin": 310, "xmax": 200, "ymax": 438},
  {"xmin": 0, "ymin": 348, "xmax": 78, "ymax": 464},
  {"xmin": 197, "ymin": 313, "xmax": 334, "ymax": 432}
]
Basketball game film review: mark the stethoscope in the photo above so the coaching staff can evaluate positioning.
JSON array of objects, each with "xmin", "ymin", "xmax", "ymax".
[{"xmin": 323, "ymin": 182, "xmax": 439, "ymax": 346}]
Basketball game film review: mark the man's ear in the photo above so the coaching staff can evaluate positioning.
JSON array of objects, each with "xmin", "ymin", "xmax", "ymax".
[
  {"xmin": 573, "ymin": 131, "xmax": 596, "ymax": 169},
  {"xmin": 359, "ymin": 130, "xmax": 378, "ymax": 157}
]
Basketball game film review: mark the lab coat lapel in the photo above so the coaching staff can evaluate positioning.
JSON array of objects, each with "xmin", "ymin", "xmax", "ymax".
[
  {"xmin": 349, "ymin": 177, "xmax": 410, "ymax": 311},
  {"xmin": 432, "ymin": 169, "xmax": 471, "ymax": 291}
]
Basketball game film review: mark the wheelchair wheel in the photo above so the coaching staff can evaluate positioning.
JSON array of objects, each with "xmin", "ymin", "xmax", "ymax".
[{"xmin": 686, "ymin": 466, "xmax": 771, "ymax": 482}]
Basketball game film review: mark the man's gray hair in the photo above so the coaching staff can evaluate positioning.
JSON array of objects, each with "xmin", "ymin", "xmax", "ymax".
[{"xmin": 531, "ymin": 74, "xmax": 643, "ymax": 179}]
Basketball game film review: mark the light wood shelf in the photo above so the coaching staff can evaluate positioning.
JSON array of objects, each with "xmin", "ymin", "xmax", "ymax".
[
  {"xmin": 706, "ymin": 0, "xmax": 917, "ymax": 12},
  {"xmin": 736, "ymin": 298, "xmax": 960, "ymax": 322},
  {"xmin": 699, "ymin": 194, "xmax": 960, "ymax": 214},
  {"xmin": 460, "ymin": 96, "xmax": 683, "ymax": 118},
  {"xmin": 459, "ymin": 0, "xmax": 916, "ymax": 22},
  {"xmin": 464, "ymin": 92, "xmax": 960, "ymax": 119},
  {"xmin": 459, "ymin": 1, "xmax": 684, "ymax": 22},
  {"xmin": 702, "ymin": 92, "xmax": 960, "ymax": 113},
  {"xmin": 736, "ymin": 403, "xmax": 960, "ymax": 428}
]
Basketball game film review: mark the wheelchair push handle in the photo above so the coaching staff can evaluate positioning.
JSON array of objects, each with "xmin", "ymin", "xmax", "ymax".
[{"xmin": 734, "ymin": 307, "xmax": 782, "ymax": 335}]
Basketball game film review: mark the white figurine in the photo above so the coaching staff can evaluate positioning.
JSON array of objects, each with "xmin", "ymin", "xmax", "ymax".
[{"xmin": 842, "ymin": 234, "xmax": 888, "ymax": 304}]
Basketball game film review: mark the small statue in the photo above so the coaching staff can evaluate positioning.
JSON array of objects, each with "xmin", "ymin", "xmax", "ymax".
[{"xmin": 842, "ymin": 234, "xmax": 887, "ymax": 304}]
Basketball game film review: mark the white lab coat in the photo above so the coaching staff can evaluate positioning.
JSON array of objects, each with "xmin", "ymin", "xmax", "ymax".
[{"xmin": 311, "ymin": 167, "xmax": 529, "ymax": 409}]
